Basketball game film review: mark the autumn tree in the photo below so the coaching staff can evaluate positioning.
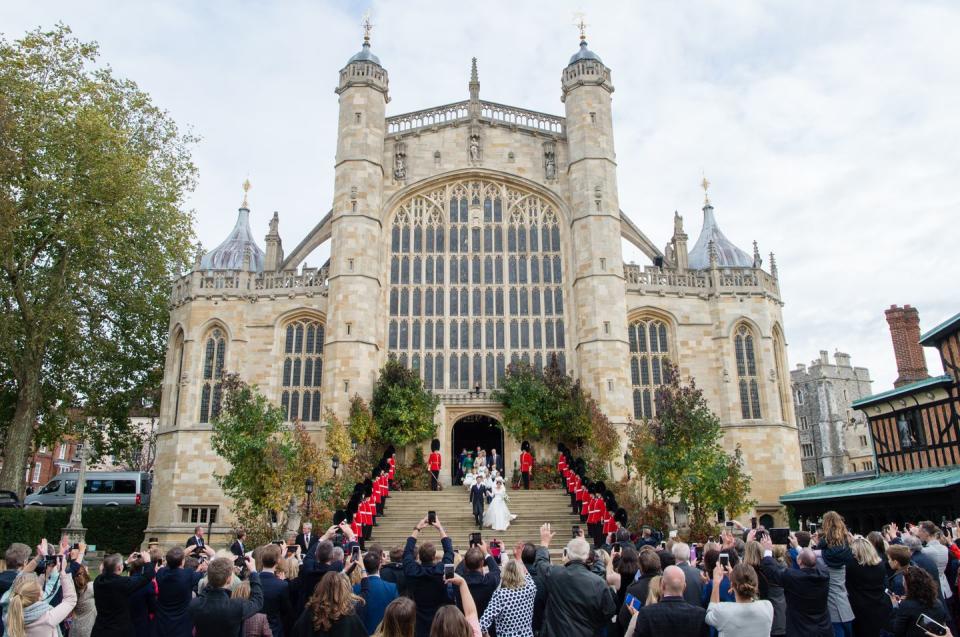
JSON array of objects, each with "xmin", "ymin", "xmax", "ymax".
[
  {"xmin": 370, "ymin": 358, "xmax": 439, "ymax": 446},
  {"xmin": 0, "ymin": 26, "xmax": 196, "ymax": 492}
]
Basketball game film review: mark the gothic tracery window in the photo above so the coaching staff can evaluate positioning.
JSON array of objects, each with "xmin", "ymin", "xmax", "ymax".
[
  {"xmin": 199, "ymin": 328, "xmax": 226, "ymax": 423},
  {"xmin": 629, "ymin": 318, "xmax": 672, "ymax": 420},
  {"xmin": 280, "ymin": 319, "xmax": 324, "ymax": 422},
  {"xmin": 735, "ymin": 323, "xmax": 762, "ymax": 419},
  {"xmin": 387, "ymin": 179, "xmax": 567, "ymax": 388}
]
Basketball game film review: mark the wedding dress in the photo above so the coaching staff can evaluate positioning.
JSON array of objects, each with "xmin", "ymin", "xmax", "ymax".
[
  {"xmin": 483, "ymin": 483, "xmax": 517, "ymax": 531},
  {"xmin": 463, "ymin": 471, "xmax": 477, "ymax": 488}
]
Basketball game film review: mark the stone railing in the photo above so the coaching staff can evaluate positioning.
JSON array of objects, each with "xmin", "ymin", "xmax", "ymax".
[
  {"xmin": 386, "ymin": 100, "xmax": 565, "ymax": 137},
  {"xmin": 170, "ymin": 265, "xmax": 330, "ymax": 308},
  {"xmin": 623, "ymin": 263, "xmax": 780, "ymax": 299},
  {"xmin": 433, "ymin": 389, "xmax": 498, "ymax": 404}
]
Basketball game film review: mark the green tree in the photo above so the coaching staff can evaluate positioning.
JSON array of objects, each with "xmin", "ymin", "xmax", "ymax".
[
  {"xmin": 0, "ymin": 26, "xmax": 196, "ymax": 492},
  {"xmin": 370, "ymin": 358, "xmax": 439, "ymax": 446}
]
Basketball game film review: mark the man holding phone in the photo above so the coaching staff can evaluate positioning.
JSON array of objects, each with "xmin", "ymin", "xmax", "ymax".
[
  {"xmin": 353, "ymin": 548, "xmax": 398, "ymax": 634},
  {"xmin": 403, "ymin": 514, "xmax": 455, "ymax": 637},
  {"xmin": 627, "ymin": 565, "xmax": 706, "ymax": 637},
  {"xmin": 453, "ymin": 539, "xmax": 501, "ymax": 622}
]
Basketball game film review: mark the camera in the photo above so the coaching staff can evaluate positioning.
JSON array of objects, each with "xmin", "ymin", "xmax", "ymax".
[
  {"xmin": 427, "ymin": 511, "xmax": 436, "ymax": 525},
  {"xmin": 443, "ymin": 564, "xmax": 455, "ymax": 580},
  {"xmin": 469, "ymin": 532, "xmax": 481, "ymax": 547},
  {"xmin": 719, "ymin": 552, "xmax": 730, "ymax": 568}
]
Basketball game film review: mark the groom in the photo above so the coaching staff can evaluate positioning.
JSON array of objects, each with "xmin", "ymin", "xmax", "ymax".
[{"xmin": 469, "ymin": 479, "xmax": 488, "ymax": 527}]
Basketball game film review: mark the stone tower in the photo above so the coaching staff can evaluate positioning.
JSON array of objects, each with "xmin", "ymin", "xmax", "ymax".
[
  {"xmin": 322, "ymin": 33, "xmax": 390, "ymax": 417},
  {"xmin": 561, "ymin": 35, "xmax": 631, "ymax": 422}
]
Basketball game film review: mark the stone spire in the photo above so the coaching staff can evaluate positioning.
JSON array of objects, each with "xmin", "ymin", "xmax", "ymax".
[
  {"xmin": 264, "ymin": 211, "xmax": 284, "ymax": 272},
  {"xmin": 469, "ymin": 57, "xmax": 479, "ymax": 102},
  {"xmin": 670, "ymin": 210, "xmax": 689, "ymax": 270},
  {"xmin": 752, "ymin": 240, "xmax": 763, "ymax": 268},
  {"xmin": 769, "ymin": 251, "xmax": 778, "ymax": 278}
]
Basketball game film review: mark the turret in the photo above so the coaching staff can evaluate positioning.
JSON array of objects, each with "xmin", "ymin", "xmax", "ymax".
[
  {"xmin": 264, "ymin": 211, "xmax": 283, "ymax": 272},
  {"xmin": 321, "ymin": 17, "xmax": 389, "ymax": 417},
  {"xmin": 560, "ymin": 25, "xmax": 631, "ymax": 423},
  {"xmin": 199, "ymin": 180, "xmax": 265, "ymax": 272}
]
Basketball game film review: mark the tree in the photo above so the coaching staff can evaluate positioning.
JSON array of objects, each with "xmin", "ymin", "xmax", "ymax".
[
  {"xmin": 370, "ymin": 358, "xmax": 439, "ymax": 446},
  {"xmin": 626, "ymin": 361, "xmax": 754, "ymax": 537},
  {"xmin": 0, "ymin": 26, "xmax": 196, "ymax": 492}
]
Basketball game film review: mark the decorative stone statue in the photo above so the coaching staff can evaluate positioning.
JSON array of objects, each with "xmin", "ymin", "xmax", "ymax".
[
  {"xmin": 544, "ymin": 148, "xmax": 556, "ymax": 180},
  {"xmin": 469, "ymin": 134, "xmax": 481, "ymax": 163},
  {"xmin": 394, "ymin": 146, "xmax": 406, "ymax": 181}
]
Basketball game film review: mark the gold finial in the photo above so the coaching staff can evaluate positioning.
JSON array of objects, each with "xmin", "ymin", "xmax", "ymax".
[
  {"xmin": 241, "ymin": 178, "xmax": 251, "ymax": 208},
  {"xmin": 700, "ymin": 174, "xmax": 711, "ymax": 205},
  {"xmin": 573, "ymin": 12, "xmax": 588, "ymax": 41},
  {"xmin": 361, "ymin": 10, "xmax": 373, "ymax": 43}
]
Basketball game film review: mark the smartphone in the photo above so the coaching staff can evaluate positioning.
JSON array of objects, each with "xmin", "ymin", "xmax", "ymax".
[
  {"xmin": 351, "ymin": 545, "xmax": 361, "ymax": 561},
  {"xmin": 624, "ymin": 593, "xmax": 641, "ymax": 611},
  {"xmin": 751, "ymin": 517, "xmax": 757, "ymax": 530},
  {"xmin": 443, "ymin": 563, "xmax": 455, "ymax": 580},
  {"xmin": 916, "ymin": 613, "xmax": 947, "ymax": 636},
  {"xmin": 562, "ymin": 548, "xmax": 568, "ymax": 559},
  {"xmin": 72, "ymin": 543, "xmax": 80, "ymax": 550},
  {"xmin": 769, "ymin": 528, "xmax": 790, "ymax": 545},
  {"xmin": 286, "ymin": 546, "xmax": 296, "ymax": 556},
  {"xmin": 884, "ymin": 588, "xmax": 892, "ymax": 596},
  {"xmin": 612, "ymin": 542, "xmax": 621, "ymax": 552},
  {"xmin": 428, "ymin": 511, "xmax": 437, "ymax": 525},
  {"xmin": 690, "ymin": 545, "xmax": 697, "ymax": 563},
  {"xmin": 724, "ymin": 521, "xmax": 735, "ymax": 528},
  {"xmin": 572, "ymin": 525, "xmax": 581, "ymax": 538},
  {"xmin": 469, "ymin": 532, "xmax": 481, "ymax": 547},
  {"xmin": 808, "ymin": 522, "xmax": 817, "ymax": 533},
  {"xmin": 719, "ymin": 552, "xmax": 730, "ymax": 568}
]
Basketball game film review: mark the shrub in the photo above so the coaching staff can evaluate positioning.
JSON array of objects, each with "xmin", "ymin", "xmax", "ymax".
[{"xmin": 0, "ymin": 507, "xmax": 148, "ymax": 554}]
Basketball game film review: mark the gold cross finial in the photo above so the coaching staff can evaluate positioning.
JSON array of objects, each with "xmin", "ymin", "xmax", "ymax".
[
  {"xmin": 700, "ymin": 174, "xmax": 711, "ymax": 205},
  {"xmin": 361, "ymin": 11, "xmax": 373, "ymax": 43},
  {"xmin": 573, "ymin": 12, "xmax": 588, "ymax": 41},
  {"xmin": 241, "ymin": 178, "xmax": 251, "ymax": 208}
]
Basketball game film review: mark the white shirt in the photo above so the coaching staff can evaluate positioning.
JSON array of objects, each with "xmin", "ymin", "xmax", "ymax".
[{"xmin": 706, "ymin": 600, "xmax": 774, "ymax": 637}]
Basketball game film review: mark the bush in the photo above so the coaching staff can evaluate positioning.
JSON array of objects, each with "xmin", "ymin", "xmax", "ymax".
[
  {"xmin": 394, "ymin": 447, "xmax": 430, "ymax": 491},
  {"xmin": 0, "ymin": 507, "xmax": 148, "ymax": 554}
]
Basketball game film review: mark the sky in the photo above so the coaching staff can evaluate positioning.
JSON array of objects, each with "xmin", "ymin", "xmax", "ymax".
[{"xmin": 3, "ymin": 0, "xmax": 957, "ymax": 390}]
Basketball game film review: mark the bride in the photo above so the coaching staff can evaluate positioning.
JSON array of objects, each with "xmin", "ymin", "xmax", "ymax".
[{"xmin": 482, "ymin": 477, "xmax": 517, "ymax": 531}]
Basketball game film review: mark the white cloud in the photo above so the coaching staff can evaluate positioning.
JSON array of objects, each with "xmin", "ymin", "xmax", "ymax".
[{"xmin": 3, "ymin": 0, "xmax": 955, "ymax": 388}]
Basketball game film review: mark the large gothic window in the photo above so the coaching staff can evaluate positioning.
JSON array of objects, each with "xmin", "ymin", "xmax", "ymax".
[
  {"xmin": 280, "ymin": 319, "xmax": 324, "ymax": 422},
  {"xmin": 387, "ymin": 179, "xmax": 567, "ymax": 389},
  {"xmin": 199, "ymin": 328, "xmax": 226, "ymax": 423},
  {"xmin": 629, "ymin": 318, "xmax": 672, "ymax": 420},
  {"xmin": 735, "ymin": 323, "xmax": 762, "ymax": 419}
]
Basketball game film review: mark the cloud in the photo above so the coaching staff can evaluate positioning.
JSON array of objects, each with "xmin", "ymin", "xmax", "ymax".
[{"xmin": 3, "ymin": 0, "xmax": 956, "ymax": 388}]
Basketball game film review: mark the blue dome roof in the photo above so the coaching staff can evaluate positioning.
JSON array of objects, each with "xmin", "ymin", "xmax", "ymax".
[
  {"xmin": 687, "ymin": 203, "xmax": 753, "ymax": 269},
  {"xmin": 348, "ymin": 42, "xmax": 381, "ymax": 66},
  {"xmin": 568, "ymin": 40, "xmax": 603, "ymax": 66},
  {"xmin": 199, "ymin": 207, "xmax": 265, "ymax": 272}
]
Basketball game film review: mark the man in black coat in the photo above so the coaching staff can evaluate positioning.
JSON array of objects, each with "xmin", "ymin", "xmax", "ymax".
[
  {"xmin": 521, "ymin": 543, "xmax": 548, "ymax": 633},
  {"xmin": 295, "ymin": 522, "xmax": 319, "ymax": 557},
  {"xmin": 488, "ymin": 449, "xmax": 504, "ymax": 474},
  {"xmin": 185, "ymin": 526, "xmax": 206, "ymax": 549},
  {"xmin": 403, "ymin": 515, "xmax": 455, "ymax": 637},
  {"xmin": 189, "ymin": 555, "xmax": 263, "ymax": 637},
  {"xmin": 92, "ymin": 552, "xmax": 156, "ymax": 637},
  {"xmin": 453, "ymin": 542, "xmax": 501, "ymax": 620},
  {"xmin": 470, "ymin": 481, "xmax": 488, "ymax": 527},
  {"xmin": 534, "ymin": 524, "xmax": 616, "ymax": 637},
  {"xmin": 760, "ymin": 544, "xmax": 832, "ymax": 637},
  {"xmin": 259, "ymin": 544, "xmax": 293, "ymax": 637},
  {"xmin": 380, "ymin": 545, "xmax": 409, "ymax": 597},
  {"xmin": 295, "ymin": 523, "xmax": 357, "ymax": 615},
  {"xmin": 155, "ymin": 547, "xmax": 204, "ymax": 637},
  {"xmin": 629, "ymin": 566, "xmax": 707, "ymax": 637},
  {"xmin": 616, "ymin": 549, "xmax": 663, "ymax": 634},
  {"xmin": 229, "ymin": 530, "xmax": 247, "ymax": 565}
]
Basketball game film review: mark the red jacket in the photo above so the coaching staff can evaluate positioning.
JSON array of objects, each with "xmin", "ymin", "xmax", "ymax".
[
  {"xmin": 428, "ymin": 452, "xmax": 442, "ymax": 471},
  {"xmin": 388, "ymin": 457, "xmax": 396, "ymax": 479},
  {"xmin": 602, "ymin": 511, "xmax": 617, "ymax": 534},
  {"xmin": 520, "ymin": 452, "xmax": 534, "ymax": 472}
]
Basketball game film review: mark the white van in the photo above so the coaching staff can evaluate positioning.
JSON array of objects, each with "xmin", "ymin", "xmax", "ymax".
[{"xmin": 24, "ymin": 471, "xmax": 151, "ymax": 507}]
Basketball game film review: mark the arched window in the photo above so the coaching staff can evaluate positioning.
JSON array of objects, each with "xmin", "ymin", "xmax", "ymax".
[
  {"xmin": 199, "ymin": 327, "xmax": 227, "ymax": 423},
  {"xmin": 280, "ymin": 318, "xmax": 325, "ymax": 422},
  {"xmin": 628, "ymin": 318, "xmax": 672, "ymax": 420},
  {"xmin": 735, "ymin": 324, "xmax": 762, "ymax": 419}
]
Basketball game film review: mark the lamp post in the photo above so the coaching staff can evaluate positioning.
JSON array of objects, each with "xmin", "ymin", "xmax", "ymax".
[
  {"xmin": 304, "ymin": 477, "xmax": 314, "ymax": 521},
  {"xmin": 624, "ymin": 452, "xmax": 632, "ymax": 480},
  {"xmin": 332, "ymin": 455, "xmax": 340, "ymax": 478}
]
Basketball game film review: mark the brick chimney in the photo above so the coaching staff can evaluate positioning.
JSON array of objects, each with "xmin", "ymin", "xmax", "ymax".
[{"xmin": 885, "ymin": 304, "xmax": 929, "ymax": 387}]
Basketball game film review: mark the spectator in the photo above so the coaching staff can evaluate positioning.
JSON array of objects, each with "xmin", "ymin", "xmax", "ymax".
[
  {"xmin": 671, "ymin": 543, "xmax": 704, "ymax": 608},
  {"xmin": 5, "ymin": 555, "xmax": 76, "ymax": 637},
  {"xmin": 479, "ymin": 551, "xmax": 536, "ymax": 637},
  {"xmin": 788, "ymin": 532, "xmax": 811, "ymax": 569},
  {"xmin": 625, "ymin": 565, "xmax": 706, "ymax": 637},
  {"xmin": 430, "ymin": 575, "xmax": 480, "ymax": 637},
  {"xmin": 296, "ymin": 523, "xmax": 318, "ymax": 558},
  {"xmin": 0, "ymin": 544, "xmax": 31, "ymax": 598},
  {"xmin": 129, "ymin": 548, "xmax": 160, "ymax": 637},
  {"xmin": 92, "ymin": 552, "xmax": 156, "ymax": 637},
  {"xmin": 902, "ymin": 535, "xmax": 942, "ymax": 598},
  {"xmin": 156, "ymin": 546, "xmax": 205, "ymax": 637},
  {"xmin": 295, "ymin": 524, "xmax": 357, "ymax": 615},
  {"xmin": 519, "ymin": 544, "xmax": 547, "ymax": 633},
  {"xmin": 743, "ymin": 539, "xmax": 785, "ymax": 636},
  {"xmin": 700, "ymin": 549, "xmax": 737, "ymax": 608},
  {"xmin": 760, "ymin": 544, "xmax": 831, "ymax": 637},
  {"xmin": 816, "ymin": 511, "xmax": 855, "ymax": 636},
  {"xmin": 232, "ymin": 580, "xmax": 271, "ymax": 637},
  {"xmin": 615, "ymin": 529, "xmax": 637, "ymax": 553},
  {"xmin": 293, "ymin": 571, "xmax": 366, "ymax": 637},
  {"xmin": 380, "ymin": 547, "xmax": 409, "ymax": 598},
  {"xmin": 888, "ymin": 566, "xmax": 949, "ymax": 637},
  {"xmin": 886, "ymin": 545, "xmax": 913, "ymax": 597},
  {"xmin": 636, "ymin": 529, "xmax": 658, "ymax": 549},
  {"xmin": 615, "ymin": 549, "xmax": 662, "ymax": 634},
  {"xmin": 259, "ymin": 544, "xmax": 293, "ymax": 637},
  {"xmin": 231, "ymin": 531, "xmax": 248, "ymax": 565},
  {"xmin": 845, "ymin": 537, "xmax": 891, "ymax": 637},
  {"xmin": 373, "ymin": 597, "xmax": 416, "ymax": 637},
  {"xmin": 453, "ymin": 543, "xmax": 500, "ymax": 621},
  {"xmin": 918, "ymin": 521, "xmax": 953, "ymax": 602},
  {"xmin": 604, "ymin": 546, "xmax": 639, "ymax": 609},
  {"xmin": 704, "ymin": 563, "xmax": 773, "ymax": 637},
  {"xmin": 534, "ymin": 523, "xmax": 616, "ymax": 637},
  {"xmin": 644, "ymin": 576, "xmax": 662, "ymax": 605},
  {"xmin": 403, "ymin": 515, "xmax": 455, "ymax": 637},
  {"xmin": 187, "ymin": 526, "xmax": 206, "ymax": 550},
  {"xmin": 354, "ymin": 548, "xmax": 398, "ymax": 635},
  {"xmin": 71, "ymin": 564, "xmax": 97, "ymax": 637},
  {"xmin": 189, "ymin": 555, "xmax": 262, "ymax": 637}
]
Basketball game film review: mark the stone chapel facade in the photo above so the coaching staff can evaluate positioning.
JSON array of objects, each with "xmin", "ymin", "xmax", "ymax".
[{"xmin": 145, "ymin": 34, "xmax": 803, "ymax": 545}]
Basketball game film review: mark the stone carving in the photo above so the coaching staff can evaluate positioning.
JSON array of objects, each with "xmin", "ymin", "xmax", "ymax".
[
  {"xmin": 469, "ymin": 132, "xmax": 481, "ymax": 163},
  {"xmin": 543, "ymin": 142, "xmax": 556, "ymax": 180},
  {"xmin": 393, "ymin": 142, "xmax": 406, "ymax": 180}
]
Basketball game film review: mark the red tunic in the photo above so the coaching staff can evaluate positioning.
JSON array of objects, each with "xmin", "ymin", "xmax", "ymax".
[
  {"xmin": 388, "ymin": 457, "xmax": 396, "ymax": 480},
  {"xmin": 576, "ymin": 484, "xmax": 588, "ymax": 502},
  {"xmin": 428, "ymin": 452, "xmax": 442, "ymax": 471},
  {"xmin": 520, "ymin": 451, "xmax": 534, "ymax": 472},
  {"xmin": 581, "ymin": 494, "xmax": 591, "ymax": 516},
  {"xmin": 351, "ymin": 520, "xmax": 363, "ymax": 538},
  {"xmin": 602, "ymin": 511, "xmax": 618, "ymax": 535},
  {"xmin": 359, "ymin": 500, "xmax": 373, "ymax": 525},
  {"xmin": 367, "ymin": 495, "xmax": 378, "ymax": 517},
  {"xmin": 557, "ymin": 456, "xmax": 567, "ymax": 473}
]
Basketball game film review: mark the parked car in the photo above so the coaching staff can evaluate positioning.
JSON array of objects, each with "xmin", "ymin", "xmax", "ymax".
[
  {"xmin": 24, "ymin": 471, "xmax": 151, "ymax": 507},
  {"xmin": 0, "ymin": 490, "xmax": 22, "ymax": 508}
]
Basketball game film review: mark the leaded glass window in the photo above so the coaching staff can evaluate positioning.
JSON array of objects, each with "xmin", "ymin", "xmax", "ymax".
[
  {"xmin": 735, "ymin": 324, "xmax": 762, "ymax": 419},
  {"xmin": 629, "ymin": 318, "xmax": 672, "ymax": 420},
  {"xmin": 199, "ymin": 328, "xmax": 226, "ymax": 423},
  {"xmin": 279, "ymin": 319, "xmax": 324, "ymax": 422}
]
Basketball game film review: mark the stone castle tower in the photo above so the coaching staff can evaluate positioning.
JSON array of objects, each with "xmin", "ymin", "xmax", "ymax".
[{"xmin": 144, "ymin": 28, "xmax": 802, "ymax": 546}]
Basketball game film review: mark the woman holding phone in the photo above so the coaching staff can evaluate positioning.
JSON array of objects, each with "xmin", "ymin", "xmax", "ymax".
[
  {"xmin": 888, "ymin": 566, "xmax": 949, "ymax": 637},
  {"xmin": 704, "ymin": 563, "xmax": 773, "ymax": 637}
]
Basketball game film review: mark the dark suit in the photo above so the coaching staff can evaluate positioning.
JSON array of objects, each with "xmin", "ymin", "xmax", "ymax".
[
  {"xmin": 354, "ymin": 575, "xmax": 399, "ymax": 634},
  {"xmin": 454, "ymin": 556, "xmax": 501, "ymax": 619},
  {"xmin": 296, "ymin": 532, "xmax": 318, "ymax": 557},
  {"xmin": 229, "ymin": 540, "xmax": 246, "ymax": 566},
  {"xmin": 189, "ymin": 572, "xmax": 264, "ymax": 637},
  {"xmin": 631, "ymin": 596, "xmax": 707, "ymax": 637},
  {"xmin": 293, "ymin": 557, "xmax": 344, "ymax": 616},
  {"xmin": 155, "ymin": 566, "xmax": 203, "ymax": 637},
  {"xmin": 91, "ymin": 563, "xmax": 156, "ymax": 637},
  {"xmin": 470, "ymin": 483, "xmax": 488, "ymax": 526},
  {"xmin": 760, "ymin": 556, "xmax": 832, "ymax": 637},
  {"xmin": 260, "ymin": 570, "xmax": 293, "ymax": 637},
  {"xmin": 488, "ymin": 453, "xmax": 504, "ymax": 474},
  {"xmin": 616, "ymin": 573, "xmax": 660, "ymax": 635},
  {"xmin": 185, "ymin": 535, "xmax": 205, "ymax": 549},
  {"xmin": 380, "ymin": 562, "xmax": 409, "ymax": 597},
  {"xmin": 676, "ymin": 562, "xmax": 704, "ymax": 608},
  {"xmin": 889, "ymin": 598, "xmax": 949, "ymax": 637},
  {"xmin": 403, "ymin": 535, "xmax": 455, "ymax": 637}
]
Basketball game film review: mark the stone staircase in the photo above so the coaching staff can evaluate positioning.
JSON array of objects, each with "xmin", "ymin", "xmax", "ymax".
[{"xmin": 369, "ymin": 488, "xmax": 582, "ymax": 555}]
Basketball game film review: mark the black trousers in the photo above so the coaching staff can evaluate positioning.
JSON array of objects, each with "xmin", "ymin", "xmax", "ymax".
[
  {"xmin": 521, "ymin": 472, "xmax": 530, "ymax": 489},
  {"xmin": 430, "ymin": 470, "xmax": 440, "ymax": 490},
  {"xmin": 588, "ymin": 523, "xmax": 602, "ymax": 548}
]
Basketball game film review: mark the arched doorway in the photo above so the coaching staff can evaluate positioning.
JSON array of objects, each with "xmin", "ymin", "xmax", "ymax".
[{"xmin": 451, "ymin": 414, "xmax": 504, "ymax": 483}]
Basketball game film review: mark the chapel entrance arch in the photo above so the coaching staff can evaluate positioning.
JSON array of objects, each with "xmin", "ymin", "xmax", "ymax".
[{"xmin": 451, "ymin": 414, "xmax": 504, "ymax": 483}]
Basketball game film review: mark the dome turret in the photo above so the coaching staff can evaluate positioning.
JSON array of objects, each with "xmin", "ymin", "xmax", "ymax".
[
  {"xmin": 199, "ymin": 180, "xmax": 265, "ymax": 272},
  {"xmin": 346, "ymin": 12, "xmax": 381, "ymax": 66},
  {"xmin": 568, "ymin": 39, "xmax": 603, "ymax": 66},
  {"xmin": 687, "ymin": 178, "xmax": 752, "ymax": 269}
]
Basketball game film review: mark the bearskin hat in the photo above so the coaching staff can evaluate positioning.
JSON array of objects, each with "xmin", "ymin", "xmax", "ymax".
[
  {"xmin": 379, "ymin": 459, "xmax": 390, "ymax": 472},
  {"xmin": 386, "ymin": 445, "xmax": 396, "ymax": 456},
  {"xmin": 431, "ymin": 438, "xmax": 441, "ymax": 452},
  {"xmin": 522, "ymin": 440, "xmax": 531, "ymax": 452},
  {"xmin": 333, "ymin": 510, "xmax": 347, "ymax": 525},
  {"xmin": 615, "ymin": 507, "xmax": 628, "ymax": 525},
  {"xmin": 594, "ymin": 481, "xmax": 606, "ymax": 494}
]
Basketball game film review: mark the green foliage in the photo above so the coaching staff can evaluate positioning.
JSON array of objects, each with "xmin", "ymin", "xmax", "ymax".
[
  {"xmin": 371, "ymin": 359, "xmax": 439, "ymax": 447},
  {"xmin": 0, "ymin": 507, "xmax": 147, "ymax": 554},
  {"xmin": 394, "ymin": 446, "xmax": 430, "ymax": 491},
  {"xmin": 0, "ymin": 25, "xmax": 196, "ymax": 492},
  {"xmin": 626, "ymin": 361, "xmax": 754, "ymax": 534},
  {"xmin": 348, "ymin": 395, "xmax": 379, "ymax": 447}
]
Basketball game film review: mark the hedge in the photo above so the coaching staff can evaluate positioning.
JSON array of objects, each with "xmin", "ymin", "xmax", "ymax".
[{"xmin": 0, "ymin": 507, "xmax": 149, "ymax": 554}]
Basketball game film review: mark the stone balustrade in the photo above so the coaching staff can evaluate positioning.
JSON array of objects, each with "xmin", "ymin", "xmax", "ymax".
[
  {"xmin": 386, "ymin": 100, "xmax": 565, "ymax": 137},
  {"xmin": 170, "ymin": 265, "xmax": 330, "ymax": 307},
  {"xmin": 433, "ymin": 389, "xmax": 498, "ymax": 404},
  {"xmin": 623, "ymin": 263, "xmax": 781, "ymax": 300}
]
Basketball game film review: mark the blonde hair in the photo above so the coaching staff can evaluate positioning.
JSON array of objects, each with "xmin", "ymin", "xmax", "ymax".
[
  {"xmin": 500, "ymin": 559, "xmax": 526, "ymax": 590},
  {"xmin": 232, "ymin": 580, "xmax": 251, "ymax": 599},
  {"xmin": 7, "ymin": 574, "xmax": 42, "ymax": 637},
  {"xmin": 772, "ymin": 545, "xmax": 788, "ymax": 566},
  {"xmin": 743, "ymin": 541, "xmax": 763, "ymax": 567},
  {"xmin": 594, "ymin": 549, "xmax": 610, "ymax": 570},
  {"xmin": 285, "ymin": 557, "xmax": 300, "ymax": 580},
  {"xmin": 645, "ymin": 575, "xmax": 663, "ymax": 605},
  {"xmin": 851, "ymin": 537, "xmax": 881, "ymax": 567}
]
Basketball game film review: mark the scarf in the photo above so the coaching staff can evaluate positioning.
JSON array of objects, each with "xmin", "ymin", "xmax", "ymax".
[{"xmin": 22, "ymin": 599, "xmax": 53, "ymax": 625}]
